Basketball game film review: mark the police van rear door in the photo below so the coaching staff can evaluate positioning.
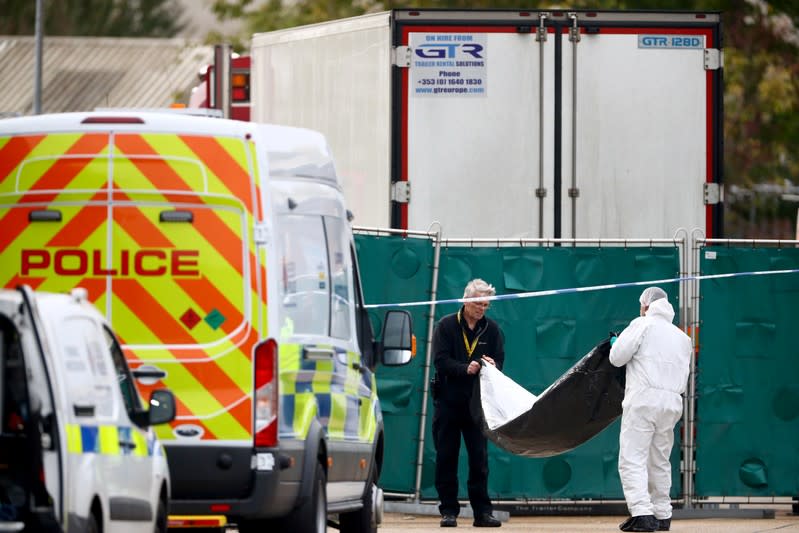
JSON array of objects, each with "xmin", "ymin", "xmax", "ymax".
[{"xmin": 109, "ymin": 129, "xmax": 261, "ymax": 500}]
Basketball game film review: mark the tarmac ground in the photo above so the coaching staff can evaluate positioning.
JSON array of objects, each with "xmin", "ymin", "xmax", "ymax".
[
  {"xmin": 212, "ymin": 502, "xmax": 799, "ymax": 532},
  {"xmin": 369, "ymin": 505, "xmax": 799, "ymax": 532}
]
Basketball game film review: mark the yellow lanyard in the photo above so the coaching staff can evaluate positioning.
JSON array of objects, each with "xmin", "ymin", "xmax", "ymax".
[{"xmin": 457, "ymin": 310, "xmax": 482, "ymax": 359}]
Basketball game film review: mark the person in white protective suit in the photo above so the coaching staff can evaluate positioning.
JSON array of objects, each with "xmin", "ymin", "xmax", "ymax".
[{"xmin": 609, "ymin": 287, "xmax": 692, "ymax": 532}]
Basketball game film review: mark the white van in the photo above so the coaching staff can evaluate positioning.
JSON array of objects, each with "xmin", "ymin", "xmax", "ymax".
[{"xmin": 0, "ymin": 285, "xmax": 176, "ymax": 532}]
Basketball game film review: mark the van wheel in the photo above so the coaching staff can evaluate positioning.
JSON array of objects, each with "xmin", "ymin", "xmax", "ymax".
[
  {"xmin": 291, "ymin": 461, "xmax": 327, "ymax": 533},
  {"xmin": 87, "ymin": 512, "xmax": 101, "ymax": 533},
  {"xmin": 339, "ymin": 462, "xmax": 378, "ymax": 533},
  {"xmin": 154, "ymin": 496, "xmax": 168, "ymax": 533}
]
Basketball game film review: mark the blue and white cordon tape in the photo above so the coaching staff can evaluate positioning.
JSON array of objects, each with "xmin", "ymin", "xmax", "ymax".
[{"xmin": 364, "ymin": 268, "xmax": 799, "ymax": 309}]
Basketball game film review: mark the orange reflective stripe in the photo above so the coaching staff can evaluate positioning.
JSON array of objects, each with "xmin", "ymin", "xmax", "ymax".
[
  {"xmin": 254, "ymin": 254, "xmax": 267, "ymax": 304},
  {"xmin": 190, "ymin": 208, "xmax": 245, "ymax": 278},
  {"xmin": 228, "ymin": 396, "xmax": 253, "ymax": 434},
  {"xmin": 46, "ymin": 195, "xmax": 107, "ymax": 247},
  {"xmin": 0, "ymin": 135, "xmax": 46, "ymax": 185},
  {"xmin": 112, "ymin": 190, "xmax": 174, "ymax": 248},
  {"xmin": 24, "ymin": 134, "xmax": 109, "ymax": 192},
  {"xmin": 180, "ymin": 136, "xmax": 253, "ymax": 210},
  {"xmin": 113, "ymin": 135, "xmax": 207, "ymax": 203},
  {"xmin": 77, "ymin": 278, "xmax": 108, "ymax": 304},
  {"xmin": 0, "ymin": 210, "xmax": 30, "ymax": 254},
  {"xmin": 4, "ymin": 275, "xmax": 46, "ymax": 290},
  {"xmin": 113, "ymin": 279, "xmax": 198, "ymax": 345}
]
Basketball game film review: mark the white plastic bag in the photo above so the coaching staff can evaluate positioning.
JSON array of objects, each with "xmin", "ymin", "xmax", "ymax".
[{"xmin": 479, "ymin": 363, "xmax": 537, "ymax": 430}]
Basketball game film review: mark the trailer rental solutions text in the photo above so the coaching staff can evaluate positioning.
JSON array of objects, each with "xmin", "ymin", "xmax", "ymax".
[{"xmin": 410, "ymin": 33, "xmax": 487, "ymax": 96}]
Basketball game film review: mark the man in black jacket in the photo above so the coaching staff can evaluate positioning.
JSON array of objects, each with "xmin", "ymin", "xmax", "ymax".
[{"xmin": 432, "ymin": 278, "xmax": 505, "ymax": 528}]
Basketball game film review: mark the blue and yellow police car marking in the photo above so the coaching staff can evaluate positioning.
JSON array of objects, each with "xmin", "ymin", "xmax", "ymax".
[
  {"xmin": 277, "ymin": 342, "xmax": 377, "ymax": 442},
  {"xmin": 65, "ymin": 424, "xmax": 155, "ymax": 456}
]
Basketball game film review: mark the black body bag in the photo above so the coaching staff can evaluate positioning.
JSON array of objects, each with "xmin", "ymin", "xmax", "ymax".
[{"xmin": 470, "ymin": 336, "xmax": 625, "ymax": 458}]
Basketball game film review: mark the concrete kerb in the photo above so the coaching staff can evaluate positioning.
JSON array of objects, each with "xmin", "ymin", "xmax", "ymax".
[
  {"xmin": 384, "ymin": 501, "xmax": 511, "ymax": 522},
  {"xmin": 383, "ymin": 500, "xmax": 780, "ymax": 523}
]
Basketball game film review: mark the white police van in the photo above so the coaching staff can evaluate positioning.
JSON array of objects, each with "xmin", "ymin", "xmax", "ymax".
[{"xmin": 0, "ymin": 285, "xmax": 176, "ymax": 532}]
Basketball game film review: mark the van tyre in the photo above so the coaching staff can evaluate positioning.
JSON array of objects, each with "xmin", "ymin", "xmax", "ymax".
[
  {"xmin": 339, "ymin": 462, "xmax": 378, "ymax": 533},
  {"xmin": 87, "ymin": 512, "xmax": 100, "ymax": 533},
  {"xmin": 154, "ymin": 496, "xmax": 168, "ymax": 533},
  {"xmin": 290, "ymin": 461, "xmax": 327, "ymax": 533}
]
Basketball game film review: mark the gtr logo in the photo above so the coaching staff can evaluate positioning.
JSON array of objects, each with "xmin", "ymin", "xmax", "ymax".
[
  {"xmin": 415, "ymin": 43, "xmax": 484, "ymax": 59},
  {"xmin": 21, "ymin": 249, "xmax": 200, "ymax": 277}
]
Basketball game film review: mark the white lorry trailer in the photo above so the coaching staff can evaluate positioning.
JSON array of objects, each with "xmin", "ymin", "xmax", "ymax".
[{"xmin": 251, "ymin": 9, "xmax": 724, "ymax": 239}]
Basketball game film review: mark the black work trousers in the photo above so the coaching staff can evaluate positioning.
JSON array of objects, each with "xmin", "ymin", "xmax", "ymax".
[{"xmin": 432, "ymin": 400, "xmax": 492, "ymax": 517}]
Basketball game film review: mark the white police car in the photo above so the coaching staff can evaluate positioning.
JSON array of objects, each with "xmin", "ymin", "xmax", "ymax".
[{"xmin": 0, "ymin": 285, "xmax": 176, "ymax": 532}]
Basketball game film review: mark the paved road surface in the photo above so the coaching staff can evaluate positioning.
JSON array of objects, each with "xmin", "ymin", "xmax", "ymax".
[
  {"xmin": 217, "ymin": 505, "xmax": 798, "ymax": 532},
  {"xmin": 363, "ymin": 506, "xmax": 799, "ymax": 533}
]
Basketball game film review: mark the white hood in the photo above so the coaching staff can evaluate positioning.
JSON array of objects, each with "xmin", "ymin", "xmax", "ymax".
[{"xmin": 609, "ymin": 297, "xmax": 692, "ymax": 411}]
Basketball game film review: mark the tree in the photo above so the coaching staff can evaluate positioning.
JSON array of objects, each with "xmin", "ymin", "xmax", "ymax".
[
  {"xmin": 0, "ymin": 0, "xmax": 186, "ymax": 37},
  {"xmin": 211, "ymin": 0, "xmax": 378, "ymax": 35},
  {"xmin": 718, "ymin": 1, "xmax": 799, "ymax": 237}
]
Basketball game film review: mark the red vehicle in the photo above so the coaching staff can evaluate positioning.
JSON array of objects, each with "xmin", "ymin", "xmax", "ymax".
[{"xmin": 188, "ymin": 55, "xmax": 251, "ymax": 121}]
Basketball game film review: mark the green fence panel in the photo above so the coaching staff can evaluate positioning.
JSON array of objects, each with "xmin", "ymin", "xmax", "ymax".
[
  {"xmin": 696, "ymin": 246, "xmax": 799, "ymax": 497},
  {"xmin": 356, "ymin": 236, "xmax": 683, "ymax": 499},
  {"xmin": 355, "ymin": 233, "xmax": 436, "ymax": 493},
  {"xmin": 418, "ymin": 244, "xmax": 681, "ymax": 500}
]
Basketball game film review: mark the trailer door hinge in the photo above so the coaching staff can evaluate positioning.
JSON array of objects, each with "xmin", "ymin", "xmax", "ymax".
[
  {"xmin": 536, "ymin": 12, "xmax": 549, "ymax": 42},
  {"xmin": 568, "ymin": 13, "xmax": 580, "ymax": 43},
  {"xmin": 704, "ymin": 49, "xmax": 722, "ymax": 70},
  {"xmin": 704, "ymin": 183, "xmax": 724, "ymax": 205},
  {"xmin": 568, "ymin": 187, "xmax": 580, "ymax": 198},
  {"xmin": 392, "ymin": 46, "xmax": 411, "ymax": 68},
  {"xmin": 391, "ymin": 181, "xmax": 411, "ymax": 203}
]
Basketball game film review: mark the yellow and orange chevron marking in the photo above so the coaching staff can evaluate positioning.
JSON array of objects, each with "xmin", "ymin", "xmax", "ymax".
[{"xmin": 0, "ymin": 130, "xmax": 267, "ymax": 442}]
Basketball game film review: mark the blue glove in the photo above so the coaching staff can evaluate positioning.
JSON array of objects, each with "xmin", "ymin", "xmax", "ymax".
[{"xmin": 610, "ymin": 335, "xmax": 618, "ymax": 346}]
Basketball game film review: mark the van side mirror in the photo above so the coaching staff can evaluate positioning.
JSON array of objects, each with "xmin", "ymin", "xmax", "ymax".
[
  {"xmin": 148, "ymin": 389, "xmax": 176, "ymax": 426},
  {"xmin": 380, "ymin": 310, "xmax": 415, "ymax": 366}
]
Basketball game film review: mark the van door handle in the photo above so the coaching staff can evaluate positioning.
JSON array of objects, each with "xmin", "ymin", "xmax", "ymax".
[
  {"xmin": 29, "ymin": 209, "xmax": 62, "ymax": 222},
  {"xmin": 303, "ymin": 347, "xmax": 335, "ymax": 361},
  {"xmin": 119, "ymin": 440, "xmax": 136, "ymax": 451},
  {"xmin": 159, "ymin": 209, "xmax": 193, "ymax": 223},
  {"xmin": 132, "ymin": 367, "xmax": 167, "ymax": 380},
  {"xmin": 73, "ymin": 404, "xmax": 95, "ymax": 417},
  {"xmin": 351, "ymin": 362, "xmax": 367, "ymax": 374},
  {"xmin": 132, "ymin": 365, "xmax": 167, "ymax": 385}
]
